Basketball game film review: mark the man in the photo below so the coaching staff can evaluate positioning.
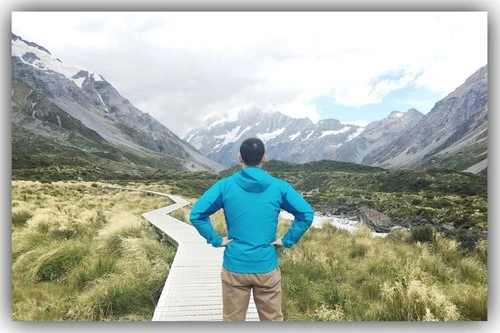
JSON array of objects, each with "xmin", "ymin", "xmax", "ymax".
[{"xmin": 189, "ymin": 137, "xmax": 314, "ymax": 321}]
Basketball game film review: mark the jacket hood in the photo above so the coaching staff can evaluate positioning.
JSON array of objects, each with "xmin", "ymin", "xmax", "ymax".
[{"xmin": 233, "ymin": 167, "xmax": 272, "ymax": 193}]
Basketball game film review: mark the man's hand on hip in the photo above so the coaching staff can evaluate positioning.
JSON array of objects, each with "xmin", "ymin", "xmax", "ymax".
[
  {"xmin": 220, "ymin": 236, "xmax": 233, "ymax": 247},
  {"xmin": 270, "ymin": 238, "xmax": 284, "ymax": 247}
]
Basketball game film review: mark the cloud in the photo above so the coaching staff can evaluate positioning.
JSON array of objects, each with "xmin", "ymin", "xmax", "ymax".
[
  {"xmin": 12, "ymin": 12, "xmax": 487, "ymax": 137},
  {"xmin": 278, "ymin": 101, "xmax": 321, "ymax": 124}
]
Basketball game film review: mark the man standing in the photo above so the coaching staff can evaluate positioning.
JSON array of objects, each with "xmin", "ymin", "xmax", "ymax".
[{"xmin": 189, "ymin": 137, "xmax": 314, "ymax": 321}]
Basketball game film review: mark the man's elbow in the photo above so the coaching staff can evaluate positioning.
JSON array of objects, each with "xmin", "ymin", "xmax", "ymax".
[
  {"xmin": 305, "ymin": 211, "xmax": 314, "ymax": 225},
  {"xmin": 188, "ymin": 211, "xmax": 199, "ymax": 225}
]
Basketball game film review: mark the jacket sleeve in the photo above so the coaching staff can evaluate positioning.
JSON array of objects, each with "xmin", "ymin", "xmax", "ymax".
[
  {"xmin": 189, "ymin": 182, "xmax": 224, "ymax": 247},
  {"xmin": 280, "ymin": 182, "xmax": 314, "ymax": 248}
]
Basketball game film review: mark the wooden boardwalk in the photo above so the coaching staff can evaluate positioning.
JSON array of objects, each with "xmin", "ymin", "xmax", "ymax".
[{"xmin": 138, "ymin": 190, "xmax": 259, "ymax": 321}]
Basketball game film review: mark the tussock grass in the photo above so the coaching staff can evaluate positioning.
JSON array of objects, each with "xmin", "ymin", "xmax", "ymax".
[
  {"xmin": 13, "ymin": 179, "xmax": 487, "ymax": 321},
  {"xmin": 11, "ymin": 181, "xmax": 176, "ymax": 321},
  {"xmin": 181, "ymin": 201, "xmax": 486, "ymax": 321},
  {"xmin": 69, "ymin": 255, "xmax": 118, "ymax": 291},
  {"xmin": 277, "ymin": 222, "xmax": 487, "ymax": 321},
  {"xmin": 13, "ymin": 240, "xmax": 90, "ymax": 284},
  {"xmin": 379, "ymin": 278, "xmax": 460, "ymax": 320},
  {"xmin": 11, "ymin": 209, "xmax": 33, "ymax": 227},
  {"xmin": 68, "ymin": 240, "xmax": 174, "ymax": 321},
  {"xmin": 12, "ymin": 230, "xmax": 51, "ymax": 259},
  {"xmin": 179, "ymin": 196, "xmax": 487, "ymax": 321}
]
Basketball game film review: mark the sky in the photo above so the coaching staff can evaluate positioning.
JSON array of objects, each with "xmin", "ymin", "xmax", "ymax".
[{"xmin": 11, "ymin": 11, "xmax": 487, "ymax": 137}]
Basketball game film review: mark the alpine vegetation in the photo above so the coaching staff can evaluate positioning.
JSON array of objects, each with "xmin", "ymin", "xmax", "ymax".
[{"xmin": 11, "ymin": 181, "xmax": 176, "ymax": 321}]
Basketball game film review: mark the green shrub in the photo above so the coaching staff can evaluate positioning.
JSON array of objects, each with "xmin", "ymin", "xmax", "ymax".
[
  {"xmin": 411, "ymin": 198, "xmax": 423, "ymax": 205},
  {"xmin": 411, "ymin": 226, "xmax": 436, "ymax": 243},
  {"xmin": 456, "ymin": 229, "xmax": 482, "ymax": 252}
]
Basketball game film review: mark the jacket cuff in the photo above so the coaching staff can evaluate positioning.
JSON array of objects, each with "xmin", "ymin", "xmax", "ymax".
[
  {"xmin": 212, "ymin": 236, "xmax": 223, "ymax": 248},
  {"xmin": 281, "ymin": 237, "xmax": 293, "ymax": 248}
]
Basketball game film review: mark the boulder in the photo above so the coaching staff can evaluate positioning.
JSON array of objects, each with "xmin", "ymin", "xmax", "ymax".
[{"xmin": 358, "ymin": 207, "xmax": 393, "ymax": 233}]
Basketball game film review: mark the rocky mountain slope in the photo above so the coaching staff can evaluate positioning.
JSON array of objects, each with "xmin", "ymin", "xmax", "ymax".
[
  {"xmin": 11, "ymin": 33, "xmax": 223, "ymax": 173},
  {"xmin": 368, "ymin": 65, "xmax": 488, "ymax": 173}
]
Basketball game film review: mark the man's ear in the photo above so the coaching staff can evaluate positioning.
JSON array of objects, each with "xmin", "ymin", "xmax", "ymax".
[
  {"xmin": 238, "ymin": 154, "xmax": 244, "ymax": 165},
  {"xmin": 260, "ymin": 154, "xmax": 266, "ymax": 166}
]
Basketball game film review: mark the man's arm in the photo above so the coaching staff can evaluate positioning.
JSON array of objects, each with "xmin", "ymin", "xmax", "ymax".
[
  {"xmin": 276, "ymin": 182, "xmax": 314, "ymax": 248},
  {"xmin": 189, "ymin": 182, "xmax": 226, "ymax": 247}
]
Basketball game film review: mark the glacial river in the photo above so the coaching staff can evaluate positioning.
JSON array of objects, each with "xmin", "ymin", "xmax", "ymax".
[{"xmin": 279, "ymin": 211, "xmax": 388, "ymax": 238}]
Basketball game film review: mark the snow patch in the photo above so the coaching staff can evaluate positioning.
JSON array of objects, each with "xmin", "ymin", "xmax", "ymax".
[
  {"xmin": 71, "ymin": 76, "xmax": 86, "ymax": 88},
  {"xmin": 185, "ymin": 133, "xmax": 196, "ymax": 143},
  {"xmin": 236, "ymin": 126, "xmax": 252, "ymax": 141},
  {"xmin": 12, "ymin": 38, "xmax": 102, "ymax": 86},
  {"xmin": 319, "ymin": 126, "xmax": 351, "ymax": 139},
  {"xmin": 191, "ymin": 140, "xmax": 202, "ymax": 150},
  {"xmin": 303, "ymin": 130, "xmax": 314, "ymax": 141},
  {"xmin": 289, "ymin": 132, "xmax": 301, "ymax": 140},
  {"xmin": 257, "ymin": 128, "xmax": 286, "ymax": 143},
  {"xmin": 346, "ymin": 127, "xmax": 365, "ymax": 142},
  {"xmin": 319, "ymin": 130, "xmax": 336, "ymax": 138},
  {"xmin": 94, "ymin": 74, "xmax": 105, "ymax": 82},
  {"xmin": 215, "ymin": 126, "xmax": 252, "ymax": 145},
  {"xmin": 95, "ymin": 89, "xmax": 109, "ymax": 111}
]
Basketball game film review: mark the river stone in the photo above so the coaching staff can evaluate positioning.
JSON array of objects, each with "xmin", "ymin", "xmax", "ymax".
[{"xmin": 358, "ymin": 207, "xmax": 393, "ymax": 233}]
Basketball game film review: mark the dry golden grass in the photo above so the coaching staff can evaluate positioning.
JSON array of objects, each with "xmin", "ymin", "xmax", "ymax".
[{"xmin": 11, "ymin": 180, "xmax": 176, "ymax": 321}]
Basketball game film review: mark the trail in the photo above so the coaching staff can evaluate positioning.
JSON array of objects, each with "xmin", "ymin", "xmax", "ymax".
[{"xmin": 131, "ymin": 187, "xmax": 259, "ymax": 321}]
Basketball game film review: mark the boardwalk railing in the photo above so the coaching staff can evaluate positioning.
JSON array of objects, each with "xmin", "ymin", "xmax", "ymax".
[{"xmin": 133, "ymin": 189, "xmax": 259, "ymax": 321}]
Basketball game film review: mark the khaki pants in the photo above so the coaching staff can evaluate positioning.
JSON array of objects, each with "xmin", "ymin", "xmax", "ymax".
[{"xmin": 221, "ymin": 267, "xmax": 284, "ymax": 321}]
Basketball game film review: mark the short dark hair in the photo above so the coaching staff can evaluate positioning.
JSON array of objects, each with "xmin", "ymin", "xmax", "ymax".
[{"xmin": 240, "ymin": 137, "xmax": 265, "ymax": 166}]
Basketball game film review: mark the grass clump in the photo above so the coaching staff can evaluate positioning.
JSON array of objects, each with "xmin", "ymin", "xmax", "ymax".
[{"xmin": 12, "ymin": 209, "xmax": 33, "ymax": 227}]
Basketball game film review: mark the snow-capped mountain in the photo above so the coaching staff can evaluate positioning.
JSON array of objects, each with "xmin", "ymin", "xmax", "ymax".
[
  {"xmin": 11, "ymin": 33, "xmax": 223, "ymax": 173},
  {"xmin": 185, "ymin": 108, "xmax": 372, "ymax": 167},
  {"xmin": 185, "ymin": 65, "xmax": 487, "ymax": 174}
]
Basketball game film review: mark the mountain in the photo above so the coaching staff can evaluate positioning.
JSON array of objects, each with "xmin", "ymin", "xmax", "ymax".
[
  {"xmin": 185, "ymin": 65, "xmax": 487, "ymax": 174},
  {"xmin": 184, "ymin": 107, "xmax": 424, "ymax": 168},
  {"xmin": 368, "ymin": 65, "xmax": 488, "ymax": 173},
  {"xmin": 11, "ymin": 33, "xmax": 223, "ymax": 174},
  {"xmin": 333, "ymin": 108, "xmax": 424, "ymax": 164},
  {"xmin": 184, "ymin": 107, "xmax": 370, "ymax": 167}
]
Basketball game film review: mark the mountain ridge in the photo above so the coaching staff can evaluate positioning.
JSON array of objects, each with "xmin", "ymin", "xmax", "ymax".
[
  {"xmin": 11, "ymin": 33, "xmax": 224, "ymax": 173},
  {"xmin": 185, "ymin": 65, "xmax": 487, "ymax": 174}
]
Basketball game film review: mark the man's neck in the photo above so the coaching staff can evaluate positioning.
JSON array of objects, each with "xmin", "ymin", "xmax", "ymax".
[{"xmin": 241, "ymin": 164, "xmax": 262, "ymax": 169}]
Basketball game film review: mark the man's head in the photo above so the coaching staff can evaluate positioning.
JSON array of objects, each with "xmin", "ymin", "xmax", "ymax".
[{"xmin": 239, "ymin": 137, "xmax": 265, "ymax": 167}]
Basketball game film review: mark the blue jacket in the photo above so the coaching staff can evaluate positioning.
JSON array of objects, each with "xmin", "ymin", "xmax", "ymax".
[{"xmin": 189, "ymin": 167, "xmax": 314, "ymax": 274}]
